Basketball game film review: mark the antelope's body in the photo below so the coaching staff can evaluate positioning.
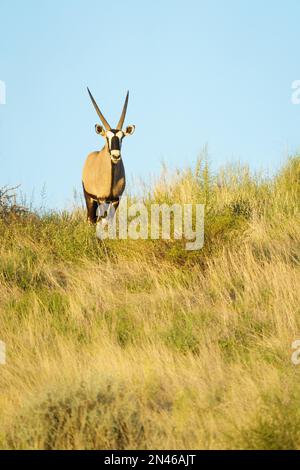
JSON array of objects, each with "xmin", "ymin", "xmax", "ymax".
[
  {"xmin": 82, "ymin": 148, "xmax": 125, "ymax": 200},
  {"xmin": 82, "ymin": 89, "xmax": 135, "ymax": 224}
]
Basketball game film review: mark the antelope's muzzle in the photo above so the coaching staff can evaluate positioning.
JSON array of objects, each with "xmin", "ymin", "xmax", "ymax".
[{"xmin": 111, "ymin": 152, "xmax": 121, "ymax": 164}]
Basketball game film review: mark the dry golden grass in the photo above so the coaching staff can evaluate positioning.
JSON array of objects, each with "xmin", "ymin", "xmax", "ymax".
[{"xmin": 0, "ymin": 156, "xmax": 299, "ymax": 449}]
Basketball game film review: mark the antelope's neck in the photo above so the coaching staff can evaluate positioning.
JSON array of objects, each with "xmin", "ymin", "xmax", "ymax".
[{"xmin": 100, "ymin": 145, "xmax": 115, "ymax": 197}]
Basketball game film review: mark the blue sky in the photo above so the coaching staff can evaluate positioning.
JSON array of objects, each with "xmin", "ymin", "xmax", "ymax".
[{"xmin": 0, "ymin": 0, "xmax": 300, "ymax": 208}]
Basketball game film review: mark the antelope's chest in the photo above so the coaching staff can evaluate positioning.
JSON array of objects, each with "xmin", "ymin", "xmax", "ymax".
[{"xmin": 82, "ymin": 152, "xmax": 125, "ymax": 200}]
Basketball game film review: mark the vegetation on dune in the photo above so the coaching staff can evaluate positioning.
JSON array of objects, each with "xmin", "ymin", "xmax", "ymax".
[{"xmin": 0, "ymin": 156, "xmax": 299, "ymax": 449}]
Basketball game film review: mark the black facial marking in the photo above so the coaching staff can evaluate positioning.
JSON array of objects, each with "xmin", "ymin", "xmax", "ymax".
[
  {"xmin": 111, "ymin": 135, "xmax": 120, "ymax": 151},
  {"xmin": 106, "ymin": 129, "xmax": 123, "ymax": 152}
]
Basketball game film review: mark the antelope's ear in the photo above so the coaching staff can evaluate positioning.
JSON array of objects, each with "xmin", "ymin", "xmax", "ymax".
[
  {"xmin": 124, "ymin": 125, "xmax": 135, "ymax": 136},
  {"xmin": 95, "ymin": 124, "xmax": 106, "ymax": 136}
]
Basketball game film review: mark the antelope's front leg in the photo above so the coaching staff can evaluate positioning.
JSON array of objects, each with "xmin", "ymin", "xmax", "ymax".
[
  {"xmin": 109, "ymin": 199, "xmax": 120, "ymax": 219},
  {"xmin": 83, "ymin": 188, "xmax": 98, "ymax": 224},
  {"xmin": 97, "ymin": 199, "xmax": 120, "ymax": 227},
  {"xmin": 97, "ymin": 201, "xmax": 110, "ymax": 224}
]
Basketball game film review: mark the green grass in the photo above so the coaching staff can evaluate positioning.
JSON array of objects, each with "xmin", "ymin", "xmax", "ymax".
[{"xmin": 0, "ymin": 155, "xmax": 299, "ymax": 449}]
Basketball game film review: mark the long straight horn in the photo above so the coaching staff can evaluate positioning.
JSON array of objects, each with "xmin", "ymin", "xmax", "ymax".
[
  {"xmin": 87, "ymin": 87, "xmax": 111, "ymax": 130},
  {"xmin": 117, "ymin": 91, "xmax": 129, "ymax": 130}
]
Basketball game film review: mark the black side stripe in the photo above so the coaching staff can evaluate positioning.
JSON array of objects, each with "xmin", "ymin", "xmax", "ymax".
[{"xmin": 82, "ymin": 182, "xmax": 119, "ymax": 204}]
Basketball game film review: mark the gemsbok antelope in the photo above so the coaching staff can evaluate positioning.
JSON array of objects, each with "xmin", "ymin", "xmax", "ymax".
[{"xmin": 82, "ymin": 88, "xmax": 135, "ymax": 224}]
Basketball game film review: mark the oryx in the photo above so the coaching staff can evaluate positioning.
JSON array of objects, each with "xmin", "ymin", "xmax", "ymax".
[{"xmin": 82, "ymin": 88, "xmax": 135, "ymax": 224}]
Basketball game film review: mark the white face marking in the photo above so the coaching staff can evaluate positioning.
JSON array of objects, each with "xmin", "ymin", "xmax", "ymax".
[
  {"xmin": 105, "ymin": 131, "xmax": 113, "ymax": 150},
  {"xmin": 105, "ymin": 130, "xmax": 123, "ymax": 158}
]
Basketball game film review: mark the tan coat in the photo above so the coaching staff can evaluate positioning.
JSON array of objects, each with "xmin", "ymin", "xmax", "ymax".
[{"xmin": 82, "ymin": 144, "xmax": 125, "ymax": 201}]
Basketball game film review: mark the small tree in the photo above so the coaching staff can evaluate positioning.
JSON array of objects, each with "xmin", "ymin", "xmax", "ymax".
[{"xmin": 0, "ymin": 185, "xmax": 28, "ymax": 219}]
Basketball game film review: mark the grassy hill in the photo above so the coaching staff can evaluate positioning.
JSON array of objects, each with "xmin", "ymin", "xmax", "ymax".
[{"xmin": 0, "ymin": 156, "xmax": 299, "ymax": 449}]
